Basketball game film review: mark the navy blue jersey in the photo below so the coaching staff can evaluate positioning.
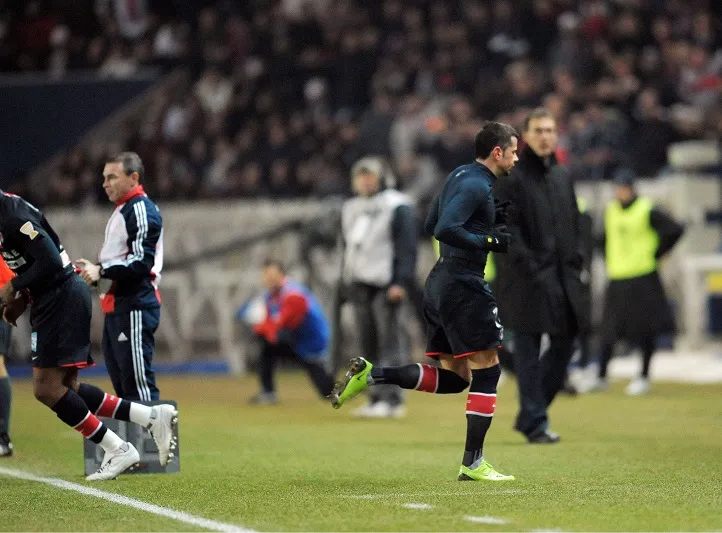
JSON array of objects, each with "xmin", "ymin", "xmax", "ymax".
[
  {"xmin": 424, "ymin": 162, "xmax": 497, "ymax": 266},
  {"xmin": 0, "ymin": 192, "xmax": 73, "ymax": 296}
]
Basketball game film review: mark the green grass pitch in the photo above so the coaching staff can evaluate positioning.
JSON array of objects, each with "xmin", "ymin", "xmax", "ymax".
[{"xmin": 1, "ymin": 373, "xmax": 721, "ymax": 531}]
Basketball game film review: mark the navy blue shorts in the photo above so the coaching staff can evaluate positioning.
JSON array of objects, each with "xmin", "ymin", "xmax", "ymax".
[
  {"xmin": 423, "ymin": 258, "xmax": 503, "ymax": 358},
  {"xmin": 30, "ymin": 275, "xmax": 94, "ymax": 369}
]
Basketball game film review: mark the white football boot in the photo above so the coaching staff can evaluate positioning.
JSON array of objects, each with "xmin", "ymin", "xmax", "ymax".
[
  {"xmin": 148, "ymin": 404, "xmax": 178, "ymax": 466},
  {"xmin": 86, "ymin": 443, "xmax": 139, "ymax": 481}
]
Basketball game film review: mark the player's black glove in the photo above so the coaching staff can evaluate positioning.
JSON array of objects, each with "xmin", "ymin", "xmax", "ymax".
[
  {"xmin": 494, "ymin": 198, "xmax": 512, "ymax": 225},
  {"xmin": 481, "ymin": 225, "xmax": 513, "ymax": 253}
]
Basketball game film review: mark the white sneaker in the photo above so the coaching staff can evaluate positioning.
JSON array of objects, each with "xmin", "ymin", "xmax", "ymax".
[
  {"xmin": 86, "ymin": 443, "xmax": 139, "ymax": 481},
  {"xmin": 351, "ymin": 401, "xmax": 391, "ymax": 418},
  {"xmin": 148, "ymin": 404, "xmax": 178, "ymax": 466},
  {"xmin": 388, "ymin": 404, "xmax": 406, "ymax": 418},
  {"xmin": 626, "ymin": 377, "xmax": 650, "ymax": 396}
]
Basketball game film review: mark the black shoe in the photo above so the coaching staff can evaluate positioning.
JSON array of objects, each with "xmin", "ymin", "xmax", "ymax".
[
  {"xmin": 0, "ymin": 432, "xmax": 13, "ymax": 457},
  {"xmin": 527, "ymin": 429, "xmax": 560, "ymax": 444}
]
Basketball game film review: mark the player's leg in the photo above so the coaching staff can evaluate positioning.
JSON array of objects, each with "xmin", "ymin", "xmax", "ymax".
[
  {"xmin": 0, "ymin": 352, "xmax": 12, "ymax": 457},
  {"xmin": 626, "ymin": 336, "xmax": 653, "ymax": 395},
  {"xmin": 73, "ymin": 376, "xmax": 177, "ymax": 467},
  {"xmin": 32, "ymin": 366, "xmax": 139, "ymax": 480},
  {"xmin": 456, "ymin": 349, "xmax": 513, "ymax": 481},
  {"xmin": 329, "ymin": 306, "xmax": 470, "ymax": 409}
]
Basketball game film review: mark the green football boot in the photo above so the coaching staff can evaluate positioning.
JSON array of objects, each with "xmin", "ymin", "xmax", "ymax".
[
  {"xmin": 458, "ymin": 460, "xmax": 515, "ymax": 481},
  {"xmin": 329, "ymin": 357, "xmax": 373, "ymax": 409}
]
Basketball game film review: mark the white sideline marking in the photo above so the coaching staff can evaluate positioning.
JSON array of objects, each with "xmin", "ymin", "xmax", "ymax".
[
  {"xmin": 465, "ymin": 515, "xmax": 509, "ymax": 525},
  {"xmin": 402, "ymin": 503, "xmax": 433, "ymax": 510},
  {"xmin": 0, "ymin": 466, "xmax": 255, "ymax": 533}
]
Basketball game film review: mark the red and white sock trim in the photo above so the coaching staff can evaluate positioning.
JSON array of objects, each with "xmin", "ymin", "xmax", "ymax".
[
  {"xmin": 73, "ymin": 412, "xmax": 103, "ymax": 438},
  {"xmin": 414, "ymin": 363, "xmax": 439, "ymax": 393},
  {"xmin": 466, "ymin": 392, "xmax": 496, "ymax": 417},
  {"xmin": 96, "ymin": 393, "xmax": 121, "ymax": 418}
]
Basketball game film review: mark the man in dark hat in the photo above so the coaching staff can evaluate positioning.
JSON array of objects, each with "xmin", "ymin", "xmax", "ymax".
[{"xmin": 592, "ymin": 168, "xmax": 684, "ymax": 395}]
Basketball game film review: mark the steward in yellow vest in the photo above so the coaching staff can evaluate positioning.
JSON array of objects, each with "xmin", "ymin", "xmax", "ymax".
[{"xmin": 595, "ymin": 169, "xmax": 684, "ymax": 395}]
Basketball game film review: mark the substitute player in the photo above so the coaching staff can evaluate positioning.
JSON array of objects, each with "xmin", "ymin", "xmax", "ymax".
[
  {"xmin": 330, "ymin": 122, "xmax": 519, "ymax": 481},
  {"xmin": 0, "ymin": 191, "xmax": 176, "ymax": 480}
]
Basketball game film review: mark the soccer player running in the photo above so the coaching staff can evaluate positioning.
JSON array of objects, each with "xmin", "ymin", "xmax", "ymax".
[
  {"xmin": 0, "ymin": 191, "xmax": 177, "ymax": 480},
  {"xmin": 330, "ymin": 122, "xmax": 519, "ymax": 481}
]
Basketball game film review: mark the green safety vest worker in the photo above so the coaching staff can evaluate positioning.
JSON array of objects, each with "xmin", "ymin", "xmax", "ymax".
[
  {"xmin": 604, "ymin": 196, "xmax": 659, "ymax": 280},
  {"xmin": 432, "ymin": 237, "xmax": 496, "ymax": 281}
]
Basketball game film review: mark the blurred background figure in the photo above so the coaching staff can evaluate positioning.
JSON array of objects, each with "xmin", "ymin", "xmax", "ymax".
[
  {"xmin": 340, "ymin": 157, "xmax": 417, "ymax": 418},
  {"xmin": 494, "ymin": 108, "xmax": 589, "ymax": 444},
  {"xmin": 237, "ymin": 259, "xmax": 335, "ymax": 405},
  {"xmin": 592, "ymin": 169, "xmax": 684, "ymax": 396}
]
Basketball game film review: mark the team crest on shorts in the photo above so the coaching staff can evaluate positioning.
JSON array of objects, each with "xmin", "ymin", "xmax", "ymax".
[{"xmin": 31, "ymin": 332, "xmax": 37, "ymax": 352}]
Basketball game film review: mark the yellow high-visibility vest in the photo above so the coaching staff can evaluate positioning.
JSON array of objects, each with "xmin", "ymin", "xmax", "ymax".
[
  {"xmin": 432, "ymin": 237, "xmax": 496, "ymax": 281},
  {"xmin": 604, "ymin": 197, "xmax": 659, "ymax": 280}
]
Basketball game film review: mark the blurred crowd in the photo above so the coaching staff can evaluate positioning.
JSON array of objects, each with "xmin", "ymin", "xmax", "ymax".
[{"xmin": 1, "ymin": 0, "xmax": 721, "ymax": 205}]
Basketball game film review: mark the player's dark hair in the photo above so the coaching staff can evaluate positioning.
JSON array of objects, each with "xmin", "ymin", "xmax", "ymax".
[
  {"xmin": 262, "ymin": 258, "xmax": 285, "ymax": 274},
  {"xmin": 523, "ymin": 107, "xmax": 555, "ymax": 131},
  {"xmin": 474, "ymin": 122, "xmax": 519, "ymax": 159},
  {"xmin": 107, "ymin": 151, "xmax": 145, "ymax": 181}
]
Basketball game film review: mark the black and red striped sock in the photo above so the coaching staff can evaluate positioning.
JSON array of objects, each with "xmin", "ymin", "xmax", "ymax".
[
  {"xmin": 462, "ymin": 364, "xmax": 501, "ymax": 467},
  {"xmin": 370, "ymin": 363, "xmax": 469, "ymax": 393},
  {"xmin": 51, "ymin": 389, "xmax": 108, "ymax": 444},
  {"xmin": 77, "ymin": 383, "xmax": 131, "ymax": 421}
]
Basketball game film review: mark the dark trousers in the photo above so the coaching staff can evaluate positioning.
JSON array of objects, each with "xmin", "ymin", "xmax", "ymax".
[
  {"xmin": 349, "ymin": 283, "xmax": 409, "ymax": 407},
  {"xmin": 258, "ymin": 340, "xmax": 334, "ymax": 398},
  {"xmin": 513, "ymin": 332, "xmax": 575, "ymax": 437},
  {"xmin": 102, "ymin": 307, "xmax": 160, "ymax": 402}
]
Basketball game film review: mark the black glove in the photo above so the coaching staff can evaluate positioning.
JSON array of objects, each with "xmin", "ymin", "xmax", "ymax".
[
  {"xmin": 482, "ymin": 225, "xmax": 513, "ymax": 253},
  {"xmin": 494, "ymin": 198, "xmax": 512, "ymax": 225}
]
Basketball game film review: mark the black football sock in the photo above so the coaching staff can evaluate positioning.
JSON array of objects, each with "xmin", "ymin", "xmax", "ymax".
[
  {"xmin": 462, "ymin": 364, "xmax": 501, "ymax": 467},
  {"xmin": 370, "ymin": 363, "xmax": 469, "ymax": 393},
  {"xmin": 77, "ymin": 383, "xmax": 131, "ymax": 421}
]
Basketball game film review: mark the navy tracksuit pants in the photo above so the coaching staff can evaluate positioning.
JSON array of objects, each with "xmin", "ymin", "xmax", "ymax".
[{"xmin": 102, "ymin": 307, "xmax": 160, "ymax": 401}]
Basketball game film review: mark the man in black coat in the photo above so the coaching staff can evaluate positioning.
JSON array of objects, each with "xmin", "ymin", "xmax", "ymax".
[{"xmin": 494, "ymin": 108, "xmax": 589, "ymax": 443}]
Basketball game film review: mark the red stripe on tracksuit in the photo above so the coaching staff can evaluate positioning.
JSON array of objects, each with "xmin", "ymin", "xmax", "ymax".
[
  {"xmin": 96, "ymin": 393, "xmax": 121, "ymax": 418},
  {"xmin": 73, "ymin": 412, "xmax": 103, "ymax": 438},
  {"xmin": 415, "ymin": 364, "xmax": 439, "ymax": 393},
  {"xmin": 466, "ymin": 392, "xmax": 496, "ymax": 417}
]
